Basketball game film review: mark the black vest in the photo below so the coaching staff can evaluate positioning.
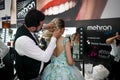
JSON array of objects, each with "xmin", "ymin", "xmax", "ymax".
[{"xmin": 14, "ymin": 25, "xmax": 41, "ymax": 80}]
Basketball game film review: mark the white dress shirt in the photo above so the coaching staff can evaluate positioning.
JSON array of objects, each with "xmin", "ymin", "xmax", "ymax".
[
  {"xmin": 15, "ymin": 34, "xmax": 56, "ymax": 73},
  {"xmin": 110, "ymin": 40, "xmax": 120, "ymax": 62}
]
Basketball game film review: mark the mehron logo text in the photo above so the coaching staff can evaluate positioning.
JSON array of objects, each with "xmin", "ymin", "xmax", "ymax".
[
  {"xmin": 17, "ymin": 1, "xmax": 35, "ymax": 19},
  {"xmin": 87, "ymin": 25, "xmax": 112, "ymax": 31}
]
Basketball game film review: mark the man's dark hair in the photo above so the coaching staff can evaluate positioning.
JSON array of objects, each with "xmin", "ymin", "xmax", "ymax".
[
  {"xmin": 116, "ymin": 32, "xmax": 120, "ymax": 46},
  {"xmin": 25, "ymin": 9, "xmax": 45, "ymax": 28}
]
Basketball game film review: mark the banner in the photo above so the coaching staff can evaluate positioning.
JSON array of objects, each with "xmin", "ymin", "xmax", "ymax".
[
  {"xmin": 36, "ymin": 0, "xmax": 120, "ymax": 23},
  {"xmin": 66, "ymin": 18, "xmax": 120, "ymax": 59},
  {"xmin": 65, "ymin": 18, "xmax": 120, "ymax": 69},
  {"xmin": 17, "ymin": 0, "xmax": 36, "ymax": 27}
]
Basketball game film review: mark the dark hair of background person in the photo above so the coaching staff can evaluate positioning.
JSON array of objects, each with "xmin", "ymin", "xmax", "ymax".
[
  {"xmin": 116, "ymin": 31, "xmax": 120, "ymax": 46},
  {"xmin": 25, "ymin": 9, "xmax": 45, "ymax": 28}
]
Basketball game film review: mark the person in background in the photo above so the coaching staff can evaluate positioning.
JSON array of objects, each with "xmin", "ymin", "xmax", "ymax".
[
  {"xmin": 0, "ymin": 38, "xmax": 12, "ymax": 80},
  {"xmin": 41, "ymin": 18, "xmax": 85, "ymax": 80},
  {"xmin": 106, "ymin": 31, "xmax": 120, "ymax": 80},
  {"xmin": 71, "ymin": 28, "xmax": 80, "ymax": 59},
  {"xmin": 14, "ymin": 9, "xmax": 61, "ymax": 80},
  {"xmin": 0, "ymin": 39, "xmax": 10, "ymax": 68}
]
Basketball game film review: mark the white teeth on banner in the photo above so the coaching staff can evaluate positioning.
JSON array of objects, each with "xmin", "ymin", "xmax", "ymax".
[
  {"xmin": 65, "ymin": 2, "xmax": 69, "ymax": 11},
  {"xmin": 59, "ymin": 4, "xmax": 65, "ymax": 14},
  {"xmin": 48, "ymin": 7, "xmax": 53, "ymax": 15},
  {"xmin": 52, "ymin": 6, "xmax": 59, "ymax": 15},
  {"xmin": 44, "ymin": 1, "xmax": 76, "ymax": 15}
]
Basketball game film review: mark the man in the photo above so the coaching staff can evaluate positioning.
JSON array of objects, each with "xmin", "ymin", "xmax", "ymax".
[{"xmin": 14, "ymin": 9, "xmax": 61, "ymax": 80}]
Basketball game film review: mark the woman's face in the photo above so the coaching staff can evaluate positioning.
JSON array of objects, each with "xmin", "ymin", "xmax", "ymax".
[
  {"xmin": 116, "ymin": 32, "xmax": 120, "ymax": 40},
  {"xmin": 44, "ymin": 22, "xmax": 56, "ymax": 32}
]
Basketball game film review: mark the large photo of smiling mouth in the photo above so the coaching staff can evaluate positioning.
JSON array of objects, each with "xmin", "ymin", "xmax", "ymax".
[{"xmin": 37, "ymin": 0, "xmax": 82, "ymax": 23}]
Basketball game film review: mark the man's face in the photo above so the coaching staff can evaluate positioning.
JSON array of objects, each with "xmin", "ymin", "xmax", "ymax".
[{"xmin": 34, "ymin": 21, "xmax": 44, "ymax": 32}]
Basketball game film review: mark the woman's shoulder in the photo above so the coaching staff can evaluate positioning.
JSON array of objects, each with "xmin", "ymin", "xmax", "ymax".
[{"xmin": 62, "ymin": 37, "xmax": 70, "ymax": 43}]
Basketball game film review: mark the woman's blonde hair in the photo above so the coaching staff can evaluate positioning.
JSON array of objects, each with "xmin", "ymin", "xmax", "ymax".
[{"xmin": 43, "ymin": 18, "xmax": 65, "ymax": 42}]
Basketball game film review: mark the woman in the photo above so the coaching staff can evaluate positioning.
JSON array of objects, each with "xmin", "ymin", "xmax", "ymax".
[
  {"xmin": 41, "ymin": 18, "xmax": 84, "ymax": 80},
  {"xmin": 106, "ymin": 31, "xmax": 120, "ymax": 80},
  {"xmin": 71, "ymin": 28, "xmax": 80, "ymax": 59}
]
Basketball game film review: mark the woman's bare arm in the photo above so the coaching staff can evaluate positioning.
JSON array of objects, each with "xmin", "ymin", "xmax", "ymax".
[{"xmin": 65, "ymin": 40, "xmax": 74, "ymax": 66}]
